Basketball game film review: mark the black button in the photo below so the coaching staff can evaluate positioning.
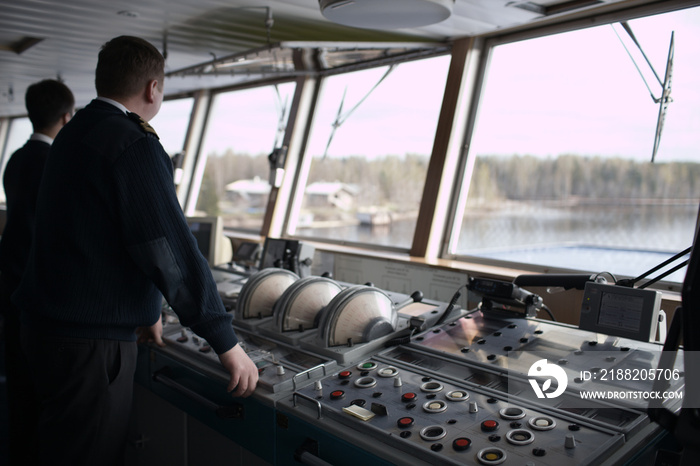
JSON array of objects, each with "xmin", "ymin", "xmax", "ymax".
[{"xmin": 370, "ymin": 403, "xmax": 388, "ymax": 416}]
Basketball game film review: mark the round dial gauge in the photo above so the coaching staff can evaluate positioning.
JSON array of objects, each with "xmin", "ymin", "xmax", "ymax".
[
  {"xmin": 319, "ymin": 285, "xmax": 397, "ymax": 347},
  {"xmin": 273, "ymin": 276, "xmax": 343, "ymax": 332},
  {"xmin": 236, "ymin": 268, "xmax": 299, "ymax": 319}
]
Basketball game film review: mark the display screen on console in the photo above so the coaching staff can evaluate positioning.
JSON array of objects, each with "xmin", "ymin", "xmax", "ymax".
[
  {"xmin": 597, "ymin": 291, "xmax": 644, "ymax": 332},
  {"xmin": 579, "ymin": 282, "xmax": 661, "ymax": 342}
]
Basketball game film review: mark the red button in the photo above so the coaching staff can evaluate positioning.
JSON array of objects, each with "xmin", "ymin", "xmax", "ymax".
[
  {"xmin": 397, "ymin": 417, "xmax": 414, "ymax": 428},
  {"xmin": 481, "ymin": 420, "xmax": 499, "ymax": 431},
  {"xmin": 453, "ymin": 438, "xmax": 472, "ymax": 451},
  {"xmin": 330, "ymin": 390, "xmax": 345, "ymax": 400},
  {"xmin": 401, "ymin": 392, "xmax": 417, "ymax": 402},
  {"xmin": 339, "ymin": 370, "xmax": 352, "ymax": 379}
]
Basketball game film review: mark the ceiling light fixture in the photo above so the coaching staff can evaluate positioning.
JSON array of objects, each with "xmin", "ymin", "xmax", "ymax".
[
  {"xmin": 319, "ymin": 0, "xmax": 453, "ymax": 29},
  {"xmin": 0, "ymin": 37, "xmax": 44, "ymax": 54},
  {"xmin": 117, "ymin": 10, "xmax": 140, "ymax": 18}
]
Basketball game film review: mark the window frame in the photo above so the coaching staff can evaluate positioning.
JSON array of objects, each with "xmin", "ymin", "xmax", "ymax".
[
  {"xmin": 441, "ymin": 1, "xmax": 700, "ymax": 292},
  {"xmin": 280, "ymin": 48, "xmax": 454, "ymax": 254},
  {"xmin": 183, "ymin": 77, "xmax": 299, "ymax": 235}
]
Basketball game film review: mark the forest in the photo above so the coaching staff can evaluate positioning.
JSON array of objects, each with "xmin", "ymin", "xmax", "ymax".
[
  {"xmin": 468, "ymin": 154, "xmax": 700, "ymax": 204},
  {"xmin": 197, "ymin": 150, "xmax": 700, "ymax": 216}
]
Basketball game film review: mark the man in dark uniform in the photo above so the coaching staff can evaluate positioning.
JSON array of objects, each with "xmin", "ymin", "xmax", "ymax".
[
  {"xmin": 0, "ymin": 78, "xmax": 74, "ymax": 466},
  {"xmin": 14, "ymin": 36, "xmax": 258, "ymax": 466}
]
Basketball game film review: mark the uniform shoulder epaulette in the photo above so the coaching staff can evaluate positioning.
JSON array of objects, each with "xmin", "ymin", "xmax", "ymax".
[{"xmin": 127, "ymin": 112, "xmax": 159, "ymax": 139}]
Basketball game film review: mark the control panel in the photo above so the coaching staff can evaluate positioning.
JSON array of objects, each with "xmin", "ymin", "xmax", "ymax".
[
  {"xmin": 161, "ymin": 321, "xmax": 335, "ymax": 394},
  {"xmin": 290, "ymin": 357, "xmax": 624, "ymax": 465},
  {"xmin": 151, "ymin": 268, "xmax": 683, "ymax": 465}
]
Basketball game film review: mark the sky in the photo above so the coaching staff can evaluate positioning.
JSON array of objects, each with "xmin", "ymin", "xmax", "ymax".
[
  {"xmin": 126, "ymin": 5, "xmax": 700, "ymax": 164},
  {"xmin": 151, "ymin": 82, "xmax": 295, "ymax": 158},
  {"xmin": 470, "ymin": 6, "xmax": 700, "ymax": 163}
]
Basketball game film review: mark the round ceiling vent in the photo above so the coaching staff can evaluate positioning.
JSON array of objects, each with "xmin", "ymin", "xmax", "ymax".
[{"xmin": 319, "ymin": 0, "xmax": 453, "ymax": 29}]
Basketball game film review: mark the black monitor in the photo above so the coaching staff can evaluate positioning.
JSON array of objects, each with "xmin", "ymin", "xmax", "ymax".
[
  {"xmin": 260, "ymin": 237, "xmax": 314, "ymax": 277},
  {"xmin": 186, "ymin": 216, "xmax": 232, "ymax": 265}
]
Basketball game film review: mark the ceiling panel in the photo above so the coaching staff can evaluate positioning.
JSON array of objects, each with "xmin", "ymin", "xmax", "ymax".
[{"xmin": 0, "ymin": 0, "xmax": 659, "ymax": 117}]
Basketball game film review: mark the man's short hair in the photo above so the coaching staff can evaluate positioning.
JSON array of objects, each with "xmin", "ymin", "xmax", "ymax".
[
  {"xmin": 25, "ymin": 79, "xmax": 75, "ymax": 132},
  {"xmin": 95, "ymin": 36, "xmax": 165, "ymax": 99}
]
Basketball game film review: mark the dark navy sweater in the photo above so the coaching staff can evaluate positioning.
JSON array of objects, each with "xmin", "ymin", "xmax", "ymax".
[
  {"xmin": 0, "ymin": 138, "xmax": 50, "ymax": 290},
  {"xmin": 14, "ymin": 99, "xmax": 237, "ymax": 354}
]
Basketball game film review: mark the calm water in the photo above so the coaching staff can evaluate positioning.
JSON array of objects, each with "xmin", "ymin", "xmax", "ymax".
[{"xmin": 297, "ymin": 203, "xmax": 699, "ymax": 284}]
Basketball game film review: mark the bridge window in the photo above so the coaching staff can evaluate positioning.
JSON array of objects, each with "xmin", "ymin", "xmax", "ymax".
[
  {"xmin": 150, "ymin": 97, "xmax": 194, "ymax": 186},
  {"xmin": 151, "ymin": 97, "xmax": 194, "ymax": 158},
  {"xmin": 0, "ymin": 117, "xmax": 31, "ymax": 203},
  {"xmin": 290, "ymin": 55, "xmax": 450, "ymax": 250},
  {"xmin": 190, "ymin": 82, "xmax": 296, "ymax": 232},
  {"xmin": 450, "ymin": 7, "xmax": 700, "ymax": 285}
]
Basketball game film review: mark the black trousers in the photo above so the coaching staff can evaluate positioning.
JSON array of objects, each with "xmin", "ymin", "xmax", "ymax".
[
  {"xmin": 1, "ymin": 275, "xmax": 39, "ymax": 466},
  {"xmin": 20, "ymin": 326, "xmax": 137, "ymax": 466}
]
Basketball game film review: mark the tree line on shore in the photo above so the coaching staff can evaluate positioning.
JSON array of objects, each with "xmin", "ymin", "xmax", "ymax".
[
  {"xmin": 198, "ymin": 151, "xmax": 700, "ymax": 215},
  {"xmin": 468, "ymin": 154, "xmax": 700, "ymax": 203}
]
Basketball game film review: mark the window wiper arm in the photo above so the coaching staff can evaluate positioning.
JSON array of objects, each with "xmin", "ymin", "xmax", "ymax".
[
  {"xmin": 322, "ymin": 65, "xmax": 396, "ymax": 159},
  {"xmin": 612, "ymin": 22, "xmax": 674, "ymax": 162}
]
